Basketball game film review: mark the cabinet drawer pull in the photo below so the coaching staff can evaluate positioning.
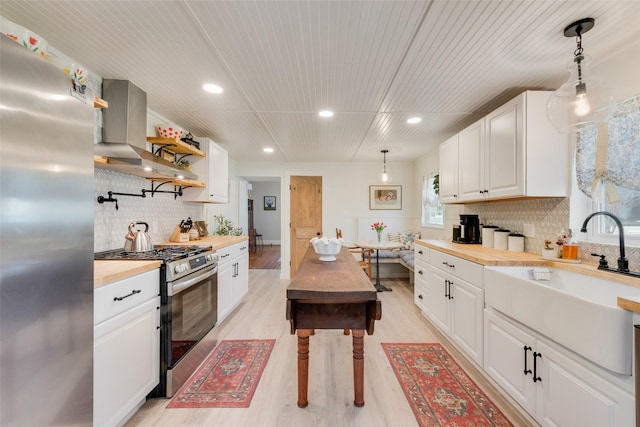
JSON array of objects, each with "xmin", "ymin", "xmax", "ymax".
[
  {"xmin": 418, "ymin": 250, "xmax": 423, "ymax": 255},
  {"xmin": 523, "ymin": 345, "xmax": 532, "ymax": 375},
  {"xmin": 418, "ymin": 270, "xmax": 423, "ymax": 275},
  {"xmin": 113, "ymin": 289, "xmax": 141, "ymax": 301},
  {"xmin": 418, "ymin": 294, "xmax": 423, "ymax": 300},
  {"xmin": 533, "ymin": 351, "xmax": 542, "ymax": 383},
  {"xmin": 442, "ymin": 261, "xmax": 455, "ymax": 268}
]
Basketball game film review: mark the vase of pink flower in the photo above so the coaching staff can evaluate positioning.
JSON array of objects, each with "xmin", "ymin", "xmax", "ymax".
[{"xmin": 371, "ymin": 222, "xmax": 387, "ymax": 242}]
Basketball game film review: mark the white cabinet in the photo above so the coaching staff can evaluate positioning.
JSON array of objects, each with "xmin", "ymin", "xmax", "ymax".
[
  {"xmin": 217, "ymin": 241, "xmax": 249, "ymax": 322},
  {"xmin": 413, "ymin": 246, "xmax": 430, "ymax": 313},
  {"xmin": 439, "ymin": 91, "xmax": 569, "ymax": 203},
  {"xmin": 182, "ymin": 137, "xmax": 229, "ymax": 203},
  {"xmin": 421, "ymin": 249, "xmax": 484, "ymax": 366},
  {"xmin": 94, "ymin": 269, "xmax": 160, "ymax": 427},
  {"xmin": 458, "ymin": 118, "xmax": 485, "ymax": 202},
  {"xmin": 438, "ymin": 134, "xmax": 459, "ymax": 203},
  {"xmin": 484, "ymin": 309, "xmax": 634, "ymax": 427}
]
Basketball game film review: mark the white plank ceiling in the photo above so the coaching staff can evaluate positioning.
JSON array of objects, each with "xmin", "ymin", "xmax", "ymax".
[{"xmin": 2, "ymin": 1, "xmax": 639, "ymax": 163}]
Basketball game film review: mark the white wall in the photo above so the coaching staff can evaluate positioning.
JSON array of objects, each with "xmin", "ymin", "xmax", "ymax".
[{"xmin": 594, "ymin": 37, "xmax": 640, "ymax": 103}]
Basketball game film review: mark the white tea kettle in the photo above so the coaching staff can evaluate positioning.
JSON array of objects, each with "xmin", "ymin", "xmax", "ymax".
[{"xmin": 124, "ymin": 221, "xmax": 153, "ymax": 252}]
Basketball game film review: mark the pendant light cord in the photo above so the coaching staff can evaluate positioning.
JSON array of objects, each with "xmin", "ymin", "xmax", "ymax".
[{"xmin": 574, "ymin": 28, "xmax": 585, "ymax": 83}]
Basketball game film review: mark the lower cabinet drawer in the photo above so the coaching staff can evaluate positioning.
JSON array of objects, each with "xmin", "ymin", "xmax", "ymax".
[
  {"xmin": 429, "ymin": 250, "xmax": 483, "ymax": 287},
  {"xmin": 94, "ymin": 269, "xmax": 159, "ymax": 325},
  {"xmin": 414, "ymin": 279, "xmax": 429, "ymax": 312}
]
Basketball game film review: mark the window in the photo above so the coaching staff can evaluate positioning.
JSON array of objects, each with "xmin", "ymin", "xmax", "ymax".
[
  {"xmin": 589, "ymin": 189, "xmax": 640, "ymax": 242},
  {"xmin": 576, "ymin": 95, "xmax": 640, "ymax": 245},
  {"xmin": 422, "ymin": 173, "xmax": 444, "ymax": 228}
]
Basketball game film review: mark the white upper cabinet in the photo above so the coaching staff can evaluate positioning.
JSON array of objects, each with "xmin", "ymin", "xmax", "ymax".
[
  {"xmin": 182, "ymin": 137, "xmax": 229, "ymax": 203},
  {"xmin": 438, "ymin": 134, "xmax": 459, "ymax": 203},
  {"xmin": 458, "ymin": 118, "xmax": 485, "ymax": 202},
  {"xmin": 440, "ymin": 91, "xmax": 570, "ymax": 203}
]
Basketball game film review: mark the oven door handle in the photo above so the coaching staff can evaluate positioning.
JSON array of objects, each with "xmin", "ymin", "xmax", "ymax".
[{"xmin": 170, "ymin": 265, "xmax": 218, "ymax": 296}]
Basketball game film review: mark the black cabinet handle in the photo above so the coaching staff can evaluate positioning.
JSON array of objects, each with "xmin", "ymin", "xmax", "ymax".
[
  {"xmin": 418, "ymin": 270, "xmax": 423, "ymax": 275},
  {"xmin": 418, "ymin": 250, "xmax": 423, "ymax": 255},
  {"xmin": 533, "ymin": 352, "xmax": 542, "ymax": 382},
  {"xmin": 113, "ymin": 289, "xmax": 141, "ymax": 301},
  {"xmin": 448, "ymin": 280, "xmax": 453, "ymax": 300},
  {"xmin": 418, "ymin": 294, "xmax": 423, "ymax": 300},
  {"xmin": 442, "ymin": 261, "xmax": 455, "ymax": 269},
  {"xmin": 523, "ymin": 346, "xmax": 532, "ymax": 375},
  {"xmin": 444, "ymin": 279, "xmax": 449, "ymax": 298}
]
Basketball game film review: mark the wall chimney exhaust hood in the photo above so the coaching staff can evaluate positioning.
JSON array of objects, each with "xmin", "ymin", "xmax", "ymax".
[{"xmin": 95, "ymin": 79, "xmax": 197, "ymax": 181}]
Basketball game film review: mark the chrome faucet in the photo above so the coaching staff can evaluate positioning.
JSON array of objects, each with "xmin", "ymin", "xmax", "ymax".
[{"xmin": 580, "ymin": 211, "xmax": 629, "ymax": 272}]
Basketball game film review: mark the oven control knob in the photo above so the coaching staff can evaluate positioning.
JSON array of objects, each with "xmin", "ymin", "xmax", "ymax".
[
  {"xmin": 206, "ymin": 254, "xmax": 215, "ymax": 262},
  {"xmin": 174, "ymin": 263, "xmax": 188, "ymax": 274}
]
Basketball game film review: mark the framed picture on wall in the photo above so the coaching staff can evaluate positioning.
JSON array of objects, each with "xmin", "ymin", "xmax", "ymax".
[
  {"xmin": 264, "ymin": 196, "xmax": 276, "ymax": 210},
  {"xmin": 369, "ymin": 185, "xmax": 402, "ymax": 210}
]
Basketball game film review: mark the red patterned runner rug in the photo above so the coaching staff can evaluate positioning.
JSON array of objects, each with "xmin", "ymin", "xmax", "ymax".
[
  {"xmin": 167, "ymin": 339, "xmax": 275, "ymax": 408},
  {"xmin": 382, "ymin": 343, "xmax": 513, "ymax": 427}
]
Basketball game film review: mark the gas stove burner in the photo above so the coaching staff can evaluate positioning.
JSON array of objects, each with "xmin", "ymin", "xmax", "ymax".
[{"xmin": 95, "ymin": 245, "xmax": 213, "ymax": 262}]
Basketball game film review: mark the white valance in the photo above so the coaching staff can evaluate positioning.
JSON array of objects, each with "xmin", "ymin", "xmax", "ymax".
[{"xmin": 576, "ymin": 96, "xmax": 640, "ymax": 202}]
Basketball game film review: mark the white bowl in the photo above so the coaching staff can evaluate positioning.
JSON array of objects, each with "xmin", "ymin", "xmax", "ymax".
[
  {"xmin": 156, "ymin": 125, "xmax": 183, "ymax": 140},
  {"xmin": 310, "ymin": 236, "xmax": 344, "ymax": 261}
]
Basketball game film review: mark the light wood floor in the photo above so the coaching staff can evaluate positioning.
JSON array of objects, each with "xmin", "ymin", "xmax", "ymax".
[{"xmin": 125, "ymin": 270, "xmax": 538, "ymax": 427}]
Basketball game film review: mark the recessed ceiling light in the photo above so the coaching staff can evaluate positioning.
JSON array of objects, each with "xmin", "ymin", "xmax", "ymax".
[
  {"xmin": 263, "ymin": 147, "xmax": 274, "ymax": 153},
  {"xmin": 318, "ymin": 110, "xmax": 334, "ymax": 118},
  {"xmin": 407, "ymin": 117, "xmax": 422, "ymax": 124},
  {"xmin": 203, "ymin": 84, "xmax": 223, "ymax": 94}
]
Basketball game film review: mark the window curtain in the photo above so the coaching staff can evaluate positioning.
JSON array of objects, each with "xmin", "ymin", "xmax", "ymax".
[{"xmin": 576, "ymin": 95, "xmax": 640, "ymax": 203}]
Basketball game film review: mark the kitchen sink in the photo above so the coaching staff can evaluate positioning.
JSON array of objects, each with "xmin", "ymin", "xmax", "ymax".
[{"xmin": 484, "ymin": 266, "xmax": 640, "ymax": 375}]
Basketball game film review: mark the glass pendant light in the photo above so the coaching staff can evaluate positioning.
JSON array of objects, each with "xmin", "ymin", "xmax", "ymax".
[
  {"xmin": 546, "ymin": 18, "xmax": 613, "ymax": 133},
  {"xmin": 377, "ymin": 149, "xmax": 393, "ymax": 183}
]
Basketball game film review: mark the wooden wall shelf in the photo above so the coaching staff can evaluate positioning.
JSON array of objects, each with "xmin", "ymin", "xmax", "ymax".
[
  {"xmin": 94, "ymin": 97, "xmax": 108, "ymax": 108},
  {"xmin": 146, "ymin": 137, "xmax": 206, "ymax": 157},
  {"xmin": 148, "ymin": 178, "xmax": 206, "ymax": 188}
]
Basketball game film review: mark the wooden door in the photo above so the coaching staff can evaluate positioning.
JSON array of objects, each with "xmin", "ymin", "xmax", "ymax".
[{"xmin": 290, "ymin": 176, "xmax": 322, "ymax": 275}]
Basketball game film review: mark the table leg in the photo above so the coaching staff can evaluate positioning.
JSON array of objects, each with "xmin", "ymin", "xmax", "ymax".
[
  {"xmin": 373, "ymin": 249, "xmax": 392, "ymax": 292},
  {"xmin": 352, "ymin": 329, "xmax": 365, "ymax": 407},
  {"xmin": 297, "ymin": 329, "xmax": 312, "ymax": 408}
]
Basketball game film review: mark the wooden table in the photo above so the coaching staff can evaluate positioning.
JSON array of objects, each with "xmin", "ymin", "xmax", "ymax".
[
  {"xmin": 286, "ymin": 247, "xmax": 382, "ymax": 408},
  {"xmin": 354, "ymin": 240, "xmax": 403, "ymax": 292}
]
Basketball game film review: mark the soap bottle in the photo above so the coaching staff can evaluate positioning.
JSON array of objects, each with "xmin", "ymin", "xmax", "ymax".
[{"xmin": 563, "ymin": 229, "xmax": 578, "ymax": 260}]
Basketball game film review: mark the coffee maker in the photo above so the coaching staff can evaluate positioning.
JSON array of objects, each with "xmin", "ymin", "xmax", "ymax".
[{"xmin": 457, "ymin": 214, "xmax": 481, "ymax": 244}]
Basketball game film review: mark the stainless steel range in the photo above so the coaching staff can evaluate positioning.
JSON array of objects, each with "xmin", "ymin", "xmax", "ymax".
[{"xmin": 95, "ymin": 245, "xmax": 218, "ymax": 397}]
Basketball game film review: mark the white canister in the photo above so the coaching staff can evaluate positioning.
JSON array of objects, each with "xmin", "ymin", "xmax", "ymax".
[
  {"xmin": 481, "ymin": 225, "xmax": 499, "ymax": 248},
  {"xmin": 493, "ymin": 229, "xmax": 510, "ymax": 250},
  {"xmin": 508, "ymin": 232, "xmax": 525, "ymax": 252}
]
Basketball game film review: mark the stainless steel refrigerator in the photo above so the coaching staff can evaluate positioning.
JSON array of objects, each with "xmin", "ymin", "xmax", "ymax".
[{"xmin": 0, "ymin": 36, "xmax": 94, "ymax": 426}]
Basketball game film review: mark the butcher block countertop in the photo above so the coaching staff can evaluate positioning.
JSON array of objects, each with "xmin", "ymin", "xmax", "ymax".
[
  {"xmin": 94, "ymin": 260, "xmax": 161, "ymax": 288},
  {"xmin": 415, "ymin": 239, "xmax": 547, "ymax": 266},
  {"xmin": 157, "ymin": 235, "xmax": 248, "ymax": 249},
  {"xmin": 416, "ymin": 239, "xmax": 640, "ymax": 288},
  {"xmin": 94, "ymin": 236, "xmax": 247, "ymax": 287}
]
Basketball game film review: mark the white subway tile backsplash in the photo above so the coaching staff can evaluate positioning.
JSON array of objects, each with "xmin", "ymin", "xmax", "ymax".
[{"xmin": 95, "ymin": 169, "xmax": 204, "ymax": 252}]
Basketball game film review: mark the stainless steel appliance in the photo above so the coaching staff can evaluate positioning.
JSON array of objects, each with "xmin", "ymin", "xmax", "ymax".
[
  {"xmin": 95, "ymin": 79, "xmax": 197, "ymax": 180},
  {"xmin": 457, "ymin": 214, "xmax": 481, "ymax": 244},
  {"xmin": 95, "ymin": 245, "xmax": 218, "ymax": 397},
  {"xmin": 0, "ymin": 37, "xmax": 95, "ymax": 425}
]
